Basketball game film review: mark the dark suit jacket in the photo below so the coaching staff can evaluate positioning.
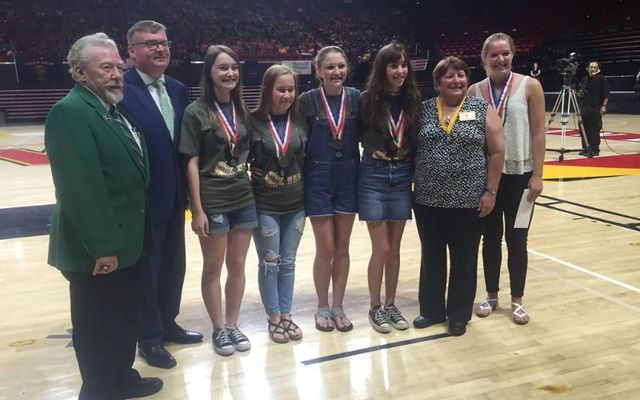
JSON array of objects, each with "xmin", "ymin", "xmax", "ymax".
[
  {"xmin": 45, "ymin": 84, "xmax": 150, "ymax": 273},
  {"xmin": 121, "ymin": 69, "xmax": 188, "ymax": 224}
]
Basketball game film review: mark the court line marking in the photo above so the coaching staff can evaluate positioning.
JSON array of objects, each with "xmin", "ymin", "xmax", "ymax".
[
  {"xmin": 528, "ymin": 248, "xmax": 640, "ymax": 295},
  {"xmin": 301, "ymin": 332, "xmax": 450, "ymax": 365}
]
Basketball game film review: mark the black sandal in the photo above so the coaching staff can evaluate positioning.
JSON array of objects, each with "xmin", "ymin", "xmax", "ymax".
[
  {"xmin": 267, "ymin": 319, "xmax": 289, "ymax": 344},
  {"xmin": 280, "ymin": 318, "xmax": 303, "ymax": 340}
]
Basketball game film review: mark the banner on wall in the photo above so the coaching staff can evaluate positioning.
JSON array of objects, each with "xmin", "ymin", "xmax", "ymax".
[
  {"xmin": 411, "ymin": 59, "xmax": 428, "ymax": 71},
  {"xmin": 16, "ymin": 59, "xmax": 65, "ymax": 85},
  {"xmin": 282, "ymin": 60, "xmax": 312, "ymax": 75}
]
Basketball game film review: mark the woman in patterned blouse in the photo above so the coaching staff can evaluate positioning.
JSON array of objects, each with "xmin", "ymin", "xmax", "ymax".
[{"xmin": 412, "ymin": 56, "xmax": 504, "ymax": 336}]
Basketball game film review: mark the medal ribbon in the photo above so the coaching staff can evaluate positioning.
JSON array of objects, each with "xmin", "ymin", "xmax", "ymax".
[
  {"xmin": 488, "ymin": 71, "xmax": 513, "ymax": 125},
  {"xmin": 436, "ymin": 96, "xmax": 466, "ymax": 135},
  {"xmin": 385, "ymin": 108, "xmax": 405, "ymax": 149},
  {"xmin": 212, "ymin": 100, "xmax": 238, "ymax": 145},
  {"xmin": 267, "ymin": 113, "xmax": 292, "ymax": 159},
  {"xmin": 319, "ymin": 87, "xmax": 346, "ymax": 141}
]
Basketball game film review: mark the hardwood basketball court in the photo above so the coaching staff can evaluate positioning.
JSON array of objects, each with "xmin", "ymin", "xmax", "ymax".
[{"xmin": 1, "ymin": 113, "xmax": 639, "ymax": 399}]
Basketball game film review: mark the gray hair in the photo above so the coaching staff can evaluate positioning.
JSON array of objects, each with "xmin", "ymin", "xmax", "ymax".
[
  {"xmin": 67, "ymin": 32, "xmax": 118, "ymax": 81},
  {"xmin": 126, "ymin": 20, "xmax": 167, "ymax": 46}
]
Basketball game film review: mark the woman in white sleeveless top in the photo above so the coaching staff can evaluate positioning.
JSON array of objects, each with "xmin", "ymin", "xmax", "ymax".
[{"xmin": 468, "ymin": 33, "xmax": 545, "ymax": 325}]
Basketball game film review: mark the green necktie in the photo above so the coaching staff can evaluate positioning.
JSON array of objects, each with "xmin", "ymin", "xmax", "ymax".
[{"xmin": 152, "ymin": 80, "xmax": 174, "ymax": 139}]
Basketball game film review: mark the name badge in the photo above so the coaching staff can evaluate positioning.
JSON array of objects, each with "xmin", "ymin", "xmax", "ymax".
[{"xmin": 459, "ymin": 111, "xmax": 476, "ymax": 121}]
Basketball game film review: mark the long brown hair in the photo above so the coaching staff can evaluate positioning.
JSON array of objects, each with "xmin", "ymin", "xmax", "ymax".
[
  {"xmin": 365, "ymin": 42, "xmax": 420, "ymax": 126},
  {"xmin": 253, "ymin": 64, "xmax": 298, "ymax": 120},
  {"xmin": 202, "ymin": 45, "xmax": 245, "ymax": 120}
]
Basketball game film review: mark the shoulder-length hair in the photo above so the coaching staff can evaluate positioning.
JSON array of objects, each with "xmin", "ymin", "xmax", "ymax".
[
  {"xmin": 202, "ymin": 45, "xmax": 245, "ymax": 120},
  {"xmin": 253, "ymin": 64, "xmax": 298, "ymax": 120},
  {"xmin": 365, "ymin": 42, "xmax": 421, "ymax": 126}
]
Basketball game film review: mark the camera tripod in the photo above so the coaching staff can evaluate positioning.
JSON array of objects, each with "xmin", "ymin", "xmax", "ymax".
[{"xmin": 545, "ymin": 83, "xmax": 589, "ymax": 162}]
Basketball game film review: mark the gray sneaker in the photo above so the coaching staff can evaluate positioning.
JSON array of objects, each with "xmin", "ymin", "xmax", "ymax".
[
  {"xmin": 227, "ymin": 325, "xmax": 251, "ymax": 352},
  {"xmin": 386, "ymin": 303, "xmax": 409, "ymax": 330},
  {"xmin": 369, "ymin": 305, "xmax": 392, "ymax": 333},
  {"xmin": 212, "ymin": 328, "xmax": 235, "ymax": 356}
]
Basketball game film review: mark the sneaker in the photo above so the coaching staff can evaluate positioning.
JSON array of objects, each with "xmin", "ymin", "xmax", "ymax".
[
  {"xmin": 385, "ymin": 303, "xmax": 409, "ymax": 330},
  {"xmin": 227, "ymin": 325, "xmax": 251, "ymax": 352},
  {"xmin": 368, "ymin": 305, "xmax": 392, "ymax": 333},
  {"xmin": 212, "ymin": 328, "xmax": 235, "ymax": 356}
]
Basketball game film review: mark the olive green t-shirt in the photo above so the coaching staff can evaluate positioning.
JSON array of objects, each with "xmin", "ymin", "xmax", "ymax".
[
  {"xmin": 179, "ymin": 96, "xmax": 253, "ymax": 214},
  {"xmin": 248, "ymin": 112, "xmax": 308, "ymax": 214}
]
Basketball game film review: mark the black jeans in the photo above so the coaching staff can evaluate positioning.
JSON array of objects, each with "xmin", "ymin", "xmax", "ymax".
[
  {"xmin": 414, "ymin": 204, "xmax": 482, "ymax": 323},
  {"xmin": 63, "ymin": 261, "xmax": 141, "ymax": 400},
  {"xmin": 482, "ymin": 172, "xmax": 533, "ymax": 297},
  {"xmin": 581, "ymin": 107, "xmax": 602, "ymax": 151}
]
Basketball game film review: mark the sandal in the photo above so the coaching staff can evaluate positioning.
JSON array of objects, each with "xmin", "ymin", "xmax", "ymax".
[
  {"xmin": 315, "ymin": 307, "xmax": 334, "ymax": 332},
  {"xmin": 280, "ymin": 318, "xmax": 303, "ymax": 341},
  {"xmin": 331, "ymin": 306, "xmax": 353, "ymax": 332},
  {"xmin": 267, "ymin": 319, "xmax": 289, "ymax": 343},
  {"xmin": 475, "ymin": 298, "xmax": 498, "ymax": 318},
  {"xmin": 512, "ymin": 303, "xmax": 530, "ymax": 325}
]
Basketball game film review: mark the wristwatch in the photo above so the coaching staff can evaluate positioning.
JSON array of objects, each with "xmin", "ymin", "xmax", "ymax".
[{"xmin": 485, "ymin": 188, "xmax": 497, "ymax": 196}]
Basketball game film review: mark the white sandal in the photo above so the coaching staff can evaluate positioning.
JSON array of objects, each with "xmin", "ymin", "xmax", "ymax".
[
  {"xmin": 511, "ymin": 303, "xmax": 530, "ymax": 325},
  {"xmin": 475, "ymin": 298, "xmax": 498, "ymax": 318}
]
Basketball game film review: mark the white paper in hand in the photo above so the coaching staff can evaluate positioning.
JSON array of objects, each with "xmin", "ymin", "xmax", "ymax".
[{"xmin": 514, "ymin": 189, "xmax": 534, "ymax": 229}]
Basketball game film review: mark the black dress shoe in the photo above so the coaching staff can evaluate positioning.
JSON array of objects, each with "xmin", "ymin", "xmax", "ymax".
[
  {"xmin": 138, "ymin": 344, "xmax": 177, "ymax": 369},
  {"xmin": 163, "ymin": 323, "xmax": 203, "ymax": 344},
  {"xmin": 122, "ymin": 377, "xmax": 163, "ymax": 399},
  {"xmin": 412, "ymin": 315, "xmax": 446, "ymax": 329},
  {"xmin": 448, "ymin": 321, "xmax": 467, "ymax": 336}
]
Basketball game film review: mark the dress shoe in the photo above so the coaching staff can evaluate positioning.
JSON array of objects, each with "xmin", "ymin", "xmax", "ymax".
[
  {"xmin": 448, "ymin": 321, "xmax": 467, "ymax": 336},
  {"xmin": 138, "ymin": 344, "xmax": 177, "ymax": 369},
  {"xmin": 412, "ymin": 315, "xmax": 446, "ymax": 329},
  {"xmin": 121, "ymin": 377, "xmax": 163, "ymax": 399},
  {"xmin": 163, "ymin": 323, "xmax": 203, "ymax": 344}
]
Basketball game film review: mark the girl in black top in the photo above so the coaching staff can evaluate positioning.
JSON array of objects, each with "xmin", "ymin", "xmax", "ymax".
[{"xmin": 358, "ymin": 42, "xmax": 421, "ymax": 334}]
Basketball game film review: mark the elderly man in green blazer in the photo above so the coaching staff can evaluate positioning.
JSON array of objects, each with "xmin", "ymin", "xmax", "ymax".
[{"xmin": 45, "ymin": 33, "xmax": 162, "ymax": 400}]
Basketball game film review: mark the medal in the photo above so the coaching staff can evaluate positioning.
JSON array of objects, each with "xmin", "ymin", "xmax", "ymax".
[
  {"xmin": 268, "ymin": 113, "xmax": 292, "ymax": 159},
  {"xmin": 319, "ymin": 87, "xmax": 346, "ymax": 144},
  {"xmin": 386, "ymin": 108, "xmax": 405, "ymax": 150},
  {"xmin": 211, "ymin": 100, "xmax": 238, "ymax": 149},
  {"xmin": 437, "ymin": 96, "xmax": 466, "ymax": 140},
  {"xmin": 488, "ymin": 71, "xmax": 513, "ymax": 126}
]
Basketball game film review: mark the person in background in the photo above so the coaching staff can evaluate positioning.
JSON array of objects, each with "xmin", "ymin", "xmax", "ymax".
[
  {"xmin": 298, "ymin": 46, "xmax": 361, "ymax": 333},
  {"xmin": 45, "ymin": 33, "xmax": 162, "ymax": 399},
  {"xmin": 468, "ymin": 32, "xmax": 545, "ymax": 325},
  {"xmin": 413, "ymin": 56, "xmax": 504, "ymax": 336},
  {"xmin": 578, "ymin": 61, "xmax": 609, "ymax": 157},
  {"xmin": 121, "ymin": 19, "xmax": 202, "ymax": 370},
  {"xmin": 249, "ymin": 64, "xmax": 308, "ymax": 343},
  {"xmin": 358, "ymin": 42, "xmax": 420, "ymax": 334},
  {"xmin": 530, "ymin": 62, "xmax": 541, "ymax": 80},
  {"xmin": 180, "ymin": 45, "xmax": 256, "ymax": 356}
]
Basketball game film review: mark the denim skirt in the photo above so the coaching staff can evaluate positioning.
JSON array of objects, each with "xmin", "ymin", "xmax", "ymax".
[{"xmin": 358, "ymin": 154, "xmax": 413, "ymax": 221}]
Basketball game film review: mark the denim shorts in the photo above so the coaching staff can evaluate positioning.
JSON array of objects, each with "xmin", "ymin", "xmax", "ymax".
[
  {"xmin": 358, "ymin": 154, "xmax": 413, "ymax": 221},
  {"xmin": 304, "ymin": 159, "xmax": 358, "ymax": 217},
  {"xmin": 207, "ymin": 202, "xmax": 258, "ymax": 236}
]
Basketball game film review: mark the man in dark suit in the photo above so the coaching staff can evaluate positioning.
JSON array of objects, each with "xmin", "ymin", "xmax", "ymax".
[
  {"xmin": 45, "ymin": 32, "xmax": 162, "ymax": 399},
  {"xmin": 120, "ymin": 20, "xmax": 202, "ymax": 369}
]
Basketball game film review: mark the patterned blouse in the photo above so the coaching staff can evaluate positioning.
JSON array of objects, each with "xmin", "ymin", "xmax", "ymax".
[{"xmin": 414, "ymin": 96, "xmax": 489, "ymax": 208}]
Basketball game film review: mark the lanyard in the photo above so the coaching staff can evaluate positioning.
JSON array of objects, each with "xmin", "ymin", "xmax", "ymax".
[
  {"xmin": 488, "ymin": 72, "xmax": 512, "ymax": 125},
  {"xmin": 436, "ymin": 96, "xmax": 466, "ymax": 135},
  {"xmin": 385, "ymin": 108, "xmax": 405, "ymax": 149},
  {"xmin": 212, "ymin": 100, "xmax": 237, "ymax": 144},
  {"xmin": 319, "ymin": 87, "xmax": 346, "ymax": 140},
  {"xmin": 267, "ymin": 113, "xmax": 292, "ymax": 158}
]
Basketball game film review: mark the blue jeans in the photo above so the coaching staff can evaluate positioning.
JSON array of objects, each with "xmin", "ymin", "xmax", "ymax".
[{"xmin": 253, "ymin": 209, "xmax": 306, "ymax": 316}]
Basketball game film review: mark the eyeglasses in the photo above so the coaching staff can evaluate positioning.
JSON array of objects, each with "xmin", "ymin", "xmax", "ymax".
[{"xmin": 132, "ymin": 40, "xmax": 172, "ymax": 50}]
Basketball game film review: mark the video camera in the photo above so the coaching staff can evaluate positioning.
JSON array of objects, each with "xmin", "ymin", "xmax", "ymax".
[{"xmin": 555, "ymin": 52, "xmax": 582, "ymax": 85}]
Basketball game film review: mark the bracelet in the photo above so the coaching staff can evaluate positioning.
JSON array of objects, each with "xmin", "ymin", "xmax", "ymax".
[{"xmin": 485, "ymin": 188, "xmax": 497, "ymax": 196}]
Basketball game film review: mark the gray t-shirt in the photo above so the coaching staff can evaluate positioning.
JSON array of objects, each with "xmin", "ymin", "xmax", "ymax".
[{"xmin": 179, "ymin": 96, "xmax": 253, "ymax": 214}]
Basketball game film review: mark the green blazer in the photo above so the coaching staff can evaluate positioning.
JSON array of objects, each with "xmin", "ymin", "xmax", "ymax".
[{"xmin": 45, "ymin": 84, "xmax": 150, "ymax": 273}]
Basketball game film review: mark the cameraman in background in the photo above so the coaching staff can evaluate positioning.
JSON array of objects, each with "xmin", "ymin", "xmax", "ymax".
[{"xmin": 578, "ymin": 61, "xmax": 609, "ymax": 157}]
